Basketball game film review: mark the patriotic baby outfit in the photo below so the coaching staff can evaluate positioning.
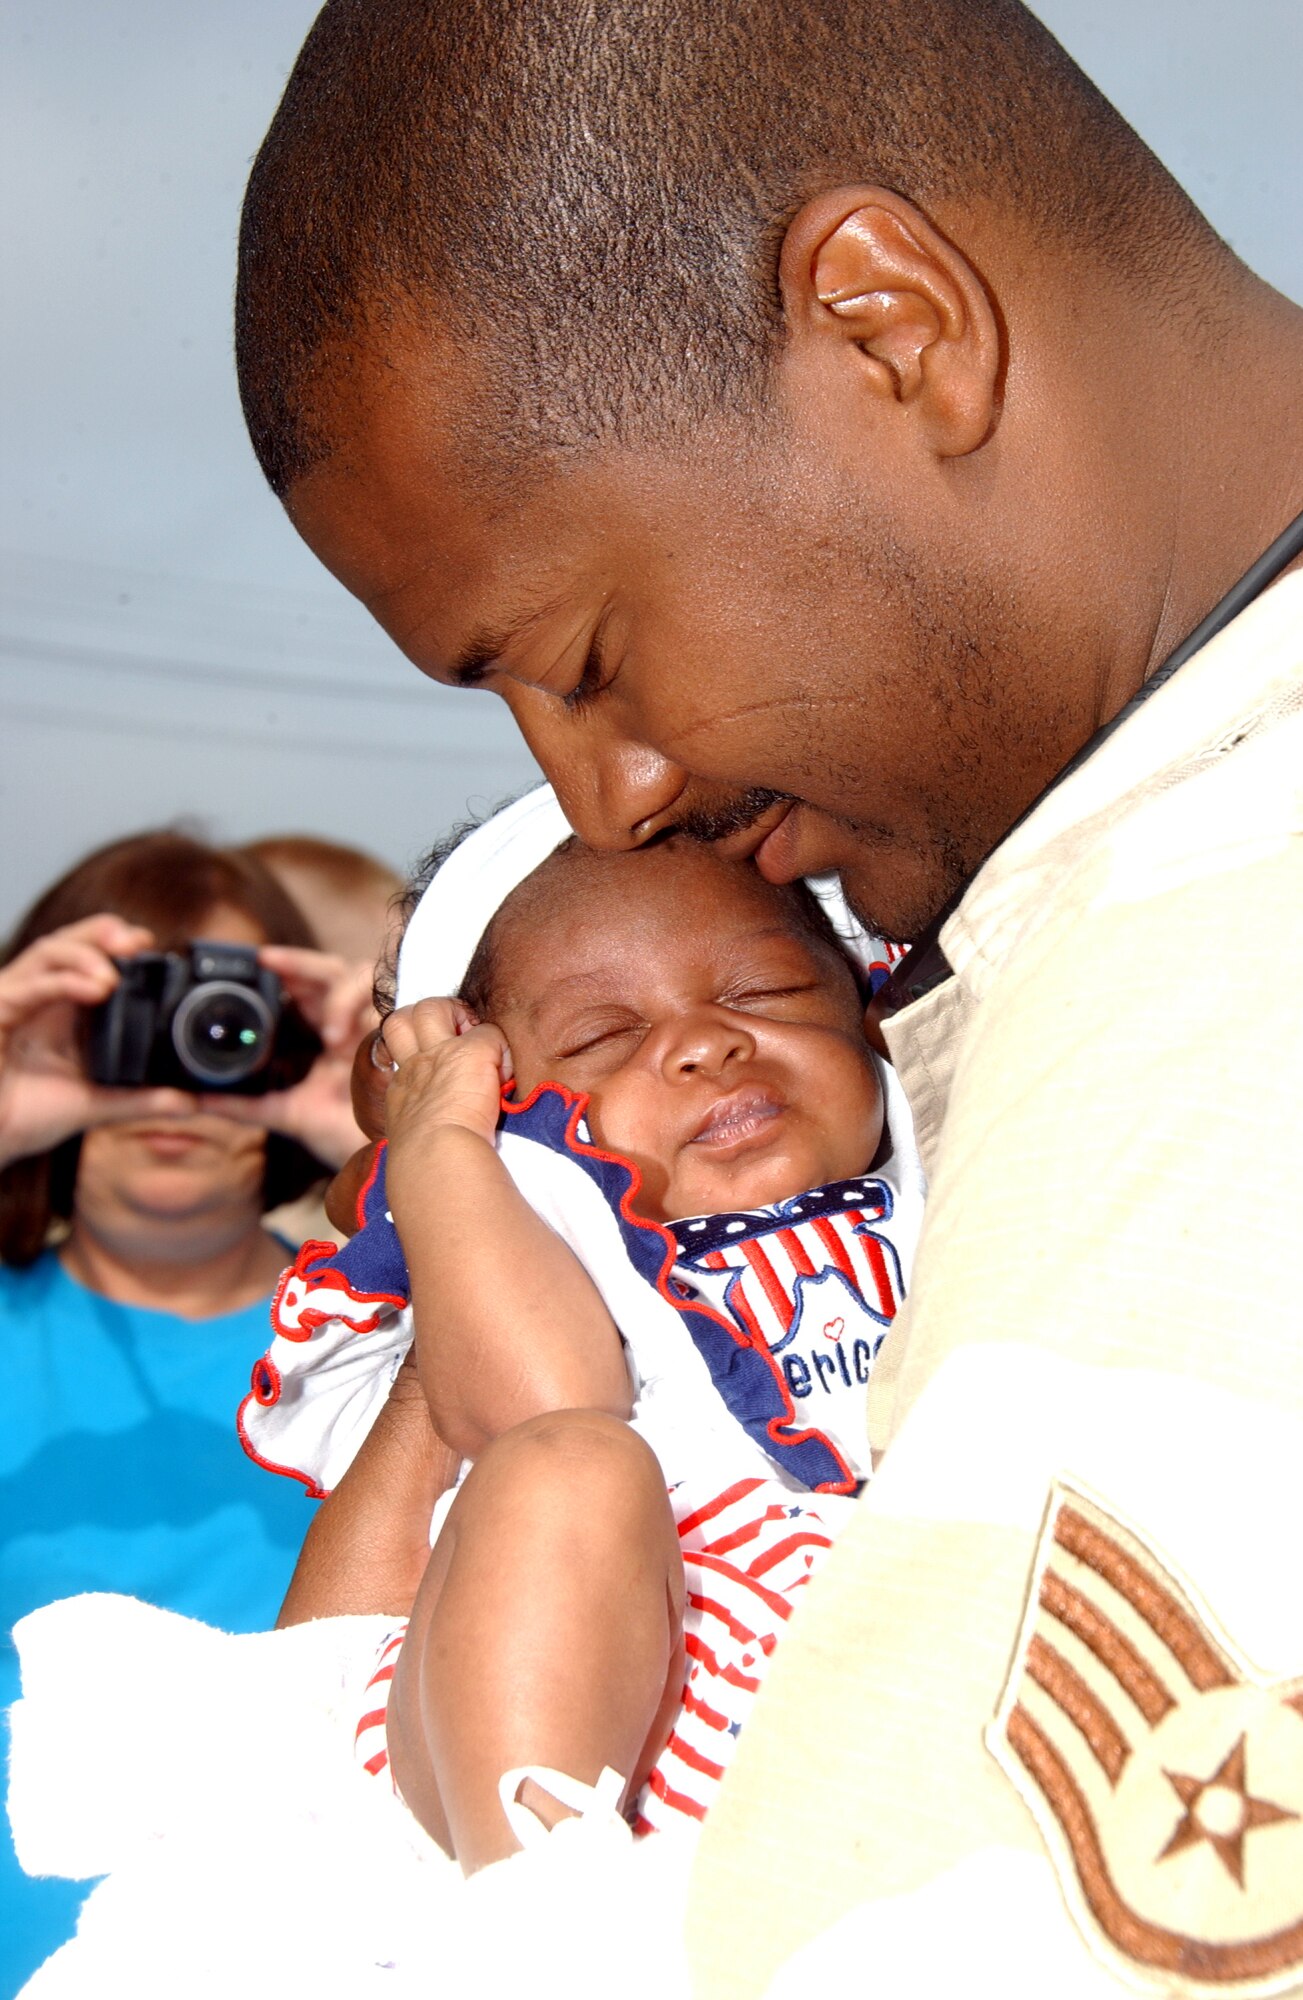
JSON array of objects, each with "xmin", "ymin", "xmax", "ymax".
[{"xmin": 238, "ymin": 784, "xmax": 925, "ymax": 1831}]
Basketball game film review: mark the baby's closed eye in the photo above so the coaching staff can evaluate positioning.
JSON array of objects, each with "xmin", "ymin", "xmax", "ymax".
[
  {"xmin": 554, "ymin": 1016, "xmax": 645, "ymax": 1061},
  {"xmin": 726, "ymin": 981, "xmax": 813, "ymax": 1000}
]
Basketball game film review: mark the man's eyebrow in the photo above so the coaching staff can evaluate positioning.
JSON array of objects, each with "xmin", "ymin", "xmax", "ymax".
[
  {"xmin": 445, "ymin": 594, "xmax": 569, "ymax": 687},
  {"xmin": 447, "ymin": 626, "xmax": 513, "ymax": 688}
]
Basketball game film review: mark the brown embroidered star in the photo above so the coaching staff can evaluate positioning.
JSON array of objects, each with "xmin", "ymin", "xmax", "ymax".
[
  {"xmin": 987, "ymin": 1481, "xmax": 1303, "ymax": 1997},
  {"xmin": 1160, "ymin": 1734, "xmax": 1297, "ymax": 1889}
]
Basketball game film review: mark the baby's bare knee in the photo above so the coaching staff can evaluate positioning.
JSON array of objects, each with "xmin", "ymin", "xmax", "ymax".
[{"xmin": 464, "ymin": 1409, "xmax": 667, "ymax": 1532}]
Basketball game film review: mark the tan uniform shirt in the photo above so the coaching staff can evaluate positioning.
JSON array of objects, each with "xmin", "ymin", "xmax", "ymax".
[{"xmin": 687, "ymin": 572, "xmax": 1303, "ymax": 1999}]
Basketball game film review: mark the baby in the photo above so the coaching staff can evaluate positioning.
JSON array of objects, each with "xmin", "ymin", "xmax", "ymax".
[{"xmin": 242, "ymin": 787, "xmax": 923, "ymax": 1870}]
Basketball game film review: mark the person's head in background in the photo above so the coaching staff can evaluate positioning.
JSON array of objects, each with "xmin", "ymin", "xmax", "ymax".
[
  {"xmin": 237, "ymin": 0, "xmax": 1302, "ymax": 945},
  {"xmin": 0, "ymin": 831, "xmax": 323, "ymax": 1295},
  {"xmin": 239, "ymin": 834, "xmax": 401, "ymax": 970}
]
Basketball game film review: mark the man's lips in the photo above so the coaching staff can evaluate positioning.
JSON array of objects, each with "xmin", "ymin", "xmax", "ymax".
[
  {"xmin": 690, "ymin": 795, "xmax": 848, "ymax": 886},
  {"xmin": 753, "ymin": 802, "xmax": 806, "ymax": 885},
  {"xmin": 754, "ymin": 803, "xmax": 863, "ymax": 888},
  {"xmin": 707, "ymin": 798, "xmax": 796, "ymax": 865},
  {"xmin": 688, "ymin": 1086, "xmax": 785, "ymax": 1153}
]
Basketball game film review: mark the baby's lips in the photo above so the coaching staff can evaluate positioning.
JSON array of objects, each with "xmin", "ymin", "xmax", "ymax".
[{"xmin": 689, "ymin": 1084, "xmax": 783, "ymax": 1146}]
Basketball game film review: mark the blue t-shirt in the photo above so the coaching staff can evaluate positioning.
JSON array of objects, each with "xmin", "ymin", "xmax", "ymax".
[{"xmin": 0, "ymin": 1251, "xmax": 314, "ymax": 1994}]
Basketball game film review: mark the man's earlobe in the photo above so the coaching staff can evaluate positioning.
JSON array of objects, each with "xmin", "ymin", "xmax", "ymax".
[{"xmin": 779, "ymin": 188, "xmax": 1001, "ymax": 458}]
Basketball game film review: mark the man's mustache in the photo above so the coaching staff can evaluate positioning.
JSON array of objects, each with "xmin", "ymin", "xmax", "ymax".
[{"xmin": 671, "ymin": 788, "xmax": 791, "ymax": 843}]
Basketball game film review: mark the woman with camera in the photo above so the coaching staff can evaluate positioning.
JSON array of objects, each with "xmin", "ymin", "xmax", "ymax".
[{"xmin": 0, "ymin": 829, "xmax": 375, "ymax": 1990}]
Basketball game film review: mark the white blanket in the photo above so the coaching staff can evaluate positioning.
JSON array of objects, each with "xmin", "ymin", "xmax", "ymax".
[{"xmin": 8, "ymin": 1593, "xmax": 695, "ymax": 1998}]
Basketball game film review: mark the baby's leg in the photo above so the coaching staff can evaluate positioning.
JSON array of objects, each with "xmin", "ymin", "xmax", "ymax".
[{"xmin": 386, "ymin": 1408, "xmax": 685, "ymax": 1872}]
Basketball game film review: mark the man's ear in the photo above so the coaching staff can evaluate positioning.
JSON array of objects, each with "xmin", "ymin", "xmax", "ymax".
[{"xmin": 777, "ymin": 187, "xmax": 1001, "ymax": 458}]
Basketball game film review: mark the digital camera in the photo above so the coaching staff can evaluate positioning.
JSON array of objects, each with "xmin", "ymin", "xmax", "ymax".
[{"xmin": 86, "ymin": 941, "xmax": 321, "ymax": 1095}]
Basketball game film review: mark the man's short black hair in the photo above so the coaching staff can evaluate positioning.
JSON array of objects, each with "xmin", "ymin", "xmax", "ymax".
[{"xmin": 237, "ymin": 0, "xmax": 1215, "ymax": 498}]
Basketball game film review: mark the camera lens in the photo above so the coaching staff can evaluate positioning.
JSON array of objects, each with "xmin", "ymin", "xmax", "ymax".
[{"xmin": 171, "ymin": 982, "xmax": 275, "ymax": 1087}]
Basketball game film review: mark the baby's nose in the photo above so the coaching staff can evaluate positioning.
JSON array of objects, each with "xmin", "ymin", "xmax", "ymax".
[{"xmin": 662, "ymin": 1012, "xmax": 755, "ymax": 1078}]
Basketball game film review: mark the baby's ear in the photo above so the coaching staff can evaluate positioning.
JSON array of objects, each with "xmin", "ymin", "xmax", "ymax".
[
  {"xmin": 324, "ymin": 1142, "xmax": 379, "ymax": 1238},
  {"xmin": 350, "ymin": 1028, "xmax": 392, "ymax": 1139},
  {"xmin": 451, "ymin": 996, "xmax": 482, "ymax": 1034}
]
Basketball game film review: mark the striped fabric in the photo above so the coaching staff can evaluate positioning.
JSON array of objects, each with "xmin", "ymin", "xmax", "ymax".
[
  {"xmin": 637, "ymin": 1474, "xmax": 847, "ymax": 1832},
  {"xmin": 669, "ymin": 1186, "xmax": 905, "ymax": 1486},
  {"xmin": 353, "ymin": 1478, "xmax": 848, "ymax": 1832},
  {"xmin": 353, "ymin": 1624, "xmax": 407, "ymax": 1784},
  {"xmin": 678, "ymin": 1196, "xmax": 901, "ymax": 1343}
]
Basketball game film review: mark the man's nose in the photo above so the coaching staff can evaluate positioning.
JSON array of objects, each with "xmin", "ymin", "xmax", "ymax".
[
  {"xmin": 658, "ymin": 1011, "xmax": 756, "ymax": 1080},
  {"xmin": 508, "ymin": 693, "xmax": 687, "ymax": 851}
]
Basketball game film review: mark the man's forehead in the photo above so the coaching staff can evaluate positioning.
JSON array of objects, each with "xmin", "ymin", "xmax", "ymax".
[
  {"xmin": 286, "ymin": 427, "xmax": 599, "ymax": 698},
  {"xmin": 286, "ymin": 308, "xmax": 755, "ymax": 591},
  {"xmin": 286, "ymin": 368, "xmax": 738, "ymax": 691},
  {"xmin": 285, "ymin": 331, "xmax": 496, "ymax": 584}
]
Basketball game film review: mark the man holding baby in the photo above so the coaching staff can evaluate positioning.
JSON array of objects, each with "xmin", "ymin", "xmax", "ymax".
[{"xmin": 237, "ymin": 0, "xmax": 1303, "ymax": 1990}]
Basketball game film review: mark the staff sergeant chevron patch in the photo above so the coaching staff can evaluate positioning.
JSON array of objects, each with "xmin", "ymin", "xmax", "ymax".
[{"xmin": 987, "ymin": 1482, "xmax": 1303, "ymax": 1996}]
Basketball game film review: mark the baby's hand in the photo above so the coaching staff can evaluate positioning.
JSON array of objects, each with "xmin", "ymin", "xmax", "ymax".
[{"xmin": 381, "ymin": 999, "xmax": 512, "ymax": 1153}]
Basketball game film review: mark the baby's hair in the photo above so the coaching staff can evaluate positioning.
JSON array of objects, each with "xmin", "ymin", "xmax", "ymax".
[{"xmin": 378, "ymin": 802, "xmax": 865, "ymax": 1021}]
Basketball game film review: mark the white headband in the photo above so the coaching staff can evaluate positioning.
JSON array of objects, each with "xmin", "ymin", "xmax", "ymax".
[
  {"xmin": 395, "ymin": 782, "xmax": 883, "ymax": 1007},
  {"xmin": 396, "ymin": 784, "xmax": 573, "ymax": 1006}
]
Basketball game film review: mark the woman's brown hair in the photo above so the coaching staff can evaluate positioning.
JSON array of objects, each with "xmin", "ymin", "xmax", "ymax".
[{"xmin": 0, "ymin": 829, "xmax": 325, "ymax": 1265}]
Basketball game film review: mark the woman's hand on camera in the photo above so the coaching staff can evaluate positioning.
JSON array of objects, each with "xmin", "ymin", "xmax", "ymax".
[
  {"xmin": 0, "ymin": 915, "xmax": 191, "ymax": 1168},
  {"xmin": 197, "ymin": 947, "xmax": 374, "ymax": 1170}
]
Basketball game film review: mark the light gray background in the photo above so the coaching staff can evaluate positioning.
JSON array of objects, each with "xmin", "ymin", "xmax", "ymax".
[{"xmin": 2, "ymin": 0, "xmax": 1300, "ymax": 935}]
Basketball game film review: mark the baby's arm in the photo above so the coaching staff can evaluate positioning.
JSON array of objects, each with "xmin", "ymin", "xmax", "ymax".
[
  {"xmin": 277, "ymin": 1352, "xmax": 458, "ymax": 1626},
  {"xmin": 382, "ymin": 999, "xmax": 630, "ymax": 1460}
]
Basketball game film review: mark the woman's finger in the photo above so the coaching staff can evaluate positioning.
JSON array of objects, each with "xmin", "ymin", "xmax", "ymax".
[
  {"xmin": 0, "ymin": 964, "xmax": 116, "ymax": 1031},
  {"xmin": 257, "ymin": 944, "xmax": 349, "ymax": 1031},
  {"xmin": 318, "ymin": 961, "xmax": 377, "ymax": 1050},
  {"xmin": 258, "ymin": 942, "xmax": 348, "ymax": 980},
  {"xmin": 0, "ymin": 934, "xmax": 143, "ymax": 1032},
  {"xmin": 197, "ymin": 1044, "xmax": 365, "ymax": 1165},
  {"xmin": 45, "ymin": 914, "xmax": 156, "ymax": 957}
]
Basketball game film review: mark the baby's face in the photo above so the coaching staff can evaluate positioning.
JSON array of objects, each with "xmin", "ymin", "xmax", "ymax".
[{"xmin": 489, "ymin": 844, "xmax": 883, "ymax": 1222}]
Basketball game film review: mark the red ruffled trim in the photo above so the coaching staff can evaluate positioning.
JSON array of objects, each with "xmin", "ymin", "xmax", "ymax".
[{"xmin": 501, "ymin": 1081, "xmax": 856, "ymax": 1496}]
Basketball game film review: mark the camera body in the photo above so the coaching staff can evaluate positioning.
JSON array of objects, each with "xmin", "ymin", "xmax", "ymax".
[{"xmin": 86, "ymin": 941, "xmax": 321, "ymax": 1095}]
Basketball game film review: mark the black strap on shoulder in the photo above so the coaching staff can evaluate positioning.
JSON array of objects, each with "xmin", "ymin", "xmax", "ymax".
[{"xmin": 875, "ymin": 508, "xmax": 1303, "ymax": 1017}]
